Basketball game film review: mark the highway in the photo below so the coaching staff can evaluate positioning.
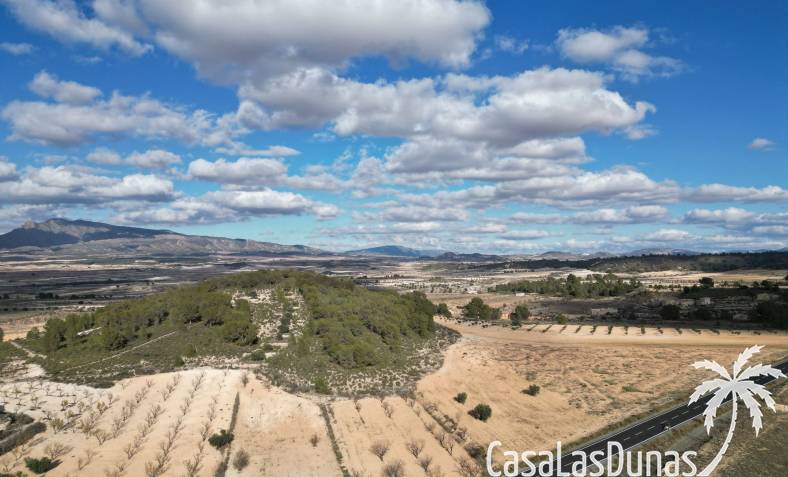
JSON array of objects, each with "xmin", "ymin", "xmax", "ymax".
[{"xmin": 539, "ymin": 359, "xmax": 788, "ymax": 476}]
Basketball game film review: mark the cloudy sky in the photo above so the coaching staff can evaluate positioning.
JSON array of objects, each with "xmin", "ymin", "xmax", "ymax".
[{"xmin": 0, "ymin": 1, "xmax": 786, "ymax": 254}]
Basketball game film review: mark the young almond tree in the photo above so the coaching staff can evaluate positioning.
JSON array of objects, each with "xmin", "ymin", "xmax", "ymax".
[{"xmin": 689, "ymin": 345, "xmax": 785, "ymax": 476}]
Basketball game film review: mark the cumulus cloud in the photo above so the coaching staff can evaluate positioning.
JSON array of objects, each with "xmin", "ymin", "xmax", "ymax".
[
  {"xmin": 85, "ymin": 148, "xmax": 182, "ymax": 169},
  {"xmin": 641, "ymin": 228, "xmax": 693, "ymax": 242},
  {"xmin": 3, "ymin": 73, "xmax": 238, "ymax": 147},
  {"xmin": 557, "ymin": 26, "xmax": 682, "ymax": 80},
  {"xmin": 683, "ymin": 207, "xmax": 788, "ymax": 237},
  {"xmin": 686, "ymin": 184, "xmax": 788, "ymax": 202},
  {"xmin": 29, "ymin": 71, "xmax": 101, "ymax": 104},
  {"xmin": 113, "ymin": 187, "xmax": 339, "ymax": 225},
  {"xmin": 2, "ymin": 0, "xmax": 151, "ymax": 55},
  {"xmin": 0, "ymin": 165, "xmax": 174, "ymax": 205},
  {"xmin": 748, "ymin": 137, "xmax": 775, "ymax": 151},
  {"xmin": 133, "ymin": 0, "xmax": 489, "ymax": 82},
  {"xmin": 510, "ymin": 206, "xmax": 669, "ymax": 225},
  {"xmin": 238, "ymin": 67, "xmax": 654, "ymax": 148},
  {"xmin": 0, "ymin": 41, "xmax": 35, "ymax": 55},
  {"xmin": 188, "ymin": 157, "xmax": 287, "ymax": 186},
  {"xmin": 0, "ymin": 157, "xmax": 19, "ymax": 181},
  {"xmin": 186, "ymin": 157, "xmax": 346, "ymax": 191}
]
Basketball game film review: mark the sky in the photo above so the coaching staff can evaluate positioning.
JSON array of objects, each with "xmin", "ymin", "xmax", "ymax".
[{"xmin": 0, "ymin": 0, "xmax": 786, "ymax": 254}]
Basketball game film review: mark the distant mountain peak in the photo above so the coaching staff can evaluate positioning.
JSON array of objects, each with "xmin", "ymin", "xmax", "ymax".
[{"xmin": 345, "ymin": 245, "xmax": 446, "ymax": 258}]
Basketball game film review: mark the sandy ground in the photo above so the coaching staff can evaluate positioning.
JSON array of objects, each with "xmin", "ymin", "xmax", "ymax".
[
  {"xmin": 416, "ymin": 318, "xmax": 788, "ymax": 464},
  {"xmin": 2, "ymin": 317, "xmax": 786, "ymax": 476},
  {"xmin": 226, "ymin": 379, "xmax": 341, "ymax": 477}
]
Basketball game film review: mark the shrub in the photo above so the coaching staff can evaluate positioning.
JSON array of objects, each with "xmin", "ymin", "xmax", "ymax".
[
  {"xmin": 509, "ymin": 304, "xmax": 530, "ymax": 325},
  {"xmin": 381, "ymin": 460, "xmax": 405, "ymax": 477},
  {"xmin": 208, "ymin": 430, "xmax": 234, "ymax": 449},
  {"xmin": 232, "ymin": 449, "xmax": 250, "ymax": 471},
  {"xmin": 369, "ymin": 440, "xmax": 390, "ymax": 461},
  {"xmin": 660, "ymin": 304, "xmax": 681, "ymax": 321},
  {"xmin": 24, "ymin": 457, "xmax": 56, "ymax": 474},
  {"xmin": 468, "ymin": 404, "xmax": 492, "ymax": 422},
  {"xmin": 436, "ymin": 303, "xmax": 452, "ymax": 318},
  {"xmin": 454, "ymin": 392, "xmax": 467, "ymax": 404},
  {"xmin": 248, "ymin": 349, "xmax": 266, "ymax": 361},
  {"xmin": 523, "ymin": 384, "xmax": 540, "ymax": 396},
  {"xmin": 313, "ymin": 376, "xmax": 330, "ymax": 394}
]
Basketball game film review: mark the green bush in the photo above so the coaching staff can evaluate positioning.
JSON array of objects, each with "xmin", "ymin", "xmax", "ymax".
[
  {"xmin": 208, "ymin": 430, "xmax": 234, "ymax": 449},
  {"xmin": 24, "ymin": 457, "xmax": 56, "ymax": 474},
  {"xmin": 454, "ymin": 392, "xmax": 467, "ymax": 404},
  {"xmin": 468, "ymin": 403, "xmax": 492, "ymax": 422},
  {"xmin": 436, "ymin": 303, "xmax": 452, "ymax": 318},
  {"xmin": 509, "ymin": 304, "xmax": 530, "ymax": 325},
  {"xmin": 248, "ymin": 349, "xmax": 267, "ymax": 361},
  {"xmin": 462, "ymin": 298, "xmax": 500, "ymax": 321},
  {"xmin": 313, "ymin": 376, "xmax": 330, "ymax": 394},
  {"xmin": 522, "ymin": 384, "xmax": 540, "ymax": 396}
]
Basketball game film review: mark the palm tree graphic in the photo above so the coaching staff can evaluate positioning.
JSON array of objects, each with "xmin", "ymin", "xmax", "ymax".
[{"xmin": 689, "ymin": 345, "xmax": 784, "ymax": 476}]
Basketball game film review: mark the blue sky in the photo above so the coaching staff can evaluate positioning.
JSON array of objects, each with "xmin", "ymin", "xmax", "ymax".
[{"xmin": 0, "ymin": 1, "xmax": 786, "ymax": 253}]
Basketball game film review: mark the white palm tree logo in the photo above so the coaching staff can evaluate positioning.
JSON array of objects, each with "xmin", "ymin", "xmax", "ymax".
[{"xmin": 689, "ymin": 345, "xmax": 784, "ymax": 476}]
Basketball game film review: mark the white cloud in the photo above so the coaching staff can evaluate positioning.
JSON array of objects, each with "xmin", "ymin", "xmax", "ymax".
[
  {"xmin": 238, "ymin": 67, "xmax": 654, "ymax": 148},
  {"xmin": 208, "ymin": 189, "xmax": 337, "ymax": 218},
  {"xmin": 2, "ymin": 0, "xmax": 152, "ymax": 55},
  {"xmin": 748, "ymin": 137, "xmax": 775, "ymax": 151},
  {"xmin": 213, "ymin": 143, "xmax": 300, "ymax": 157},
  {"xmin": 0, "ymin": 41, "xmax": 35, "ymax": 55},
  {"xmin": 29, "ymin": 71, "xmax": 102, "ymax": 104},
  {"xmin": 752, "ymin": 226, "xmax": 788, "ymax": 236},
  {"xmin": 0, "ymin": 157, "xmax": 18, "ymax": 181},
  {"xmin": 0, "ymin": 165, "xmax": 174, "ymax": 205},
  {"xmin": 86, "ymin": 147, "xmax": 123, "ymax": 165},
  {"xmin": 641, "ymin": 228, "xmax": 693, "ymax": 242},
  {"xmin": 510, "ymin": 205, "xmax": 669, "ymax": 225},
  {"xmin": 687, "ymin": 184, "xmax": 788, "ymax": 202},
  {"xmin": 134, "ymin": 0, "xmax": 489, "ymax": 82},
  {"xmin": 495, "ymin": 35, "xmax": 528, "ymax": 54},
  {"xmin": 499, "ymin": 229, "xmax": 551, "ymax": 240},
  {"xmin": 557, "ymin": 26, "xmax": 682, "ymax": 80},
  {"xmin": 126, "ymin": 149, "xmax": 182, "ymax": 169},
  {"xmin": 3, "ymin": 73, "xmax": 238, "ymax": 146},
  {"xmin": 86, "ymin": 147, "xmax": 181, "ymax": 169},
  {"xmin": 187, "ymin": 157, "xmax": 287, "ymax": 186}
]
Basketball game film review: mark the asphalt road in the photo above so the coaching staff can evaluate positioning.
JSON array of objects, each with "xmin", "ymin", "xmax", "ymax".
[{"xmin": 536, "ymin": 359, "xmax": 788, "ymax": 476}]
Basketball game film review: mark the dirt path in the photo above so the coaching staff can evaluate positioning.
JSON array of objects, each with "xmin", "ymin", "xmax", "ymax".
[
  {"xmin": 8, "ymin": 340, "xmax": 44, "ymax": 359},
  {"xmin": 60, "ymin": 329, "xmax": 179, "ymax": 371}
]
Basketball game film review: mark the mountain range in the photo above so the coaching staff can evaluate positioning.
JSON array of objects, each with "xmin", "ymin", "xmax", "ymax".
[
  {"xmin": 0, "ymin": 218, "xmax": 772, "ymax": 259},
  {"xmin": 0, "ymin": 219, "xmax": 324, "ymax": 256}
]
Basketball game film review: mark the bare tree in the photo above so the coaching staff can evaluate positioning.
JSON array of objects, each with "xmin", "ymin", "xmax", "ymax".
[
  {"xmin": 405, "ymin": 438, "xmax": 425, "ymax": 458},
  {"xmin": 369, "ymin": 440, "xmax": 390, "ymax": 461},
  {"xmin": 381, "ymin": 460, "xmax": 405, "ymax": 477},
  {"xmin": 44, "ymin": 442, "xmax": 72, "ymax": 460},
  {"xmin": 457, "ymin": 458, "xmax": 483, "ymax": 477},
  {"xmin": 77, "ymin": 450, "xmax": 97, "ymax": 470}
]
